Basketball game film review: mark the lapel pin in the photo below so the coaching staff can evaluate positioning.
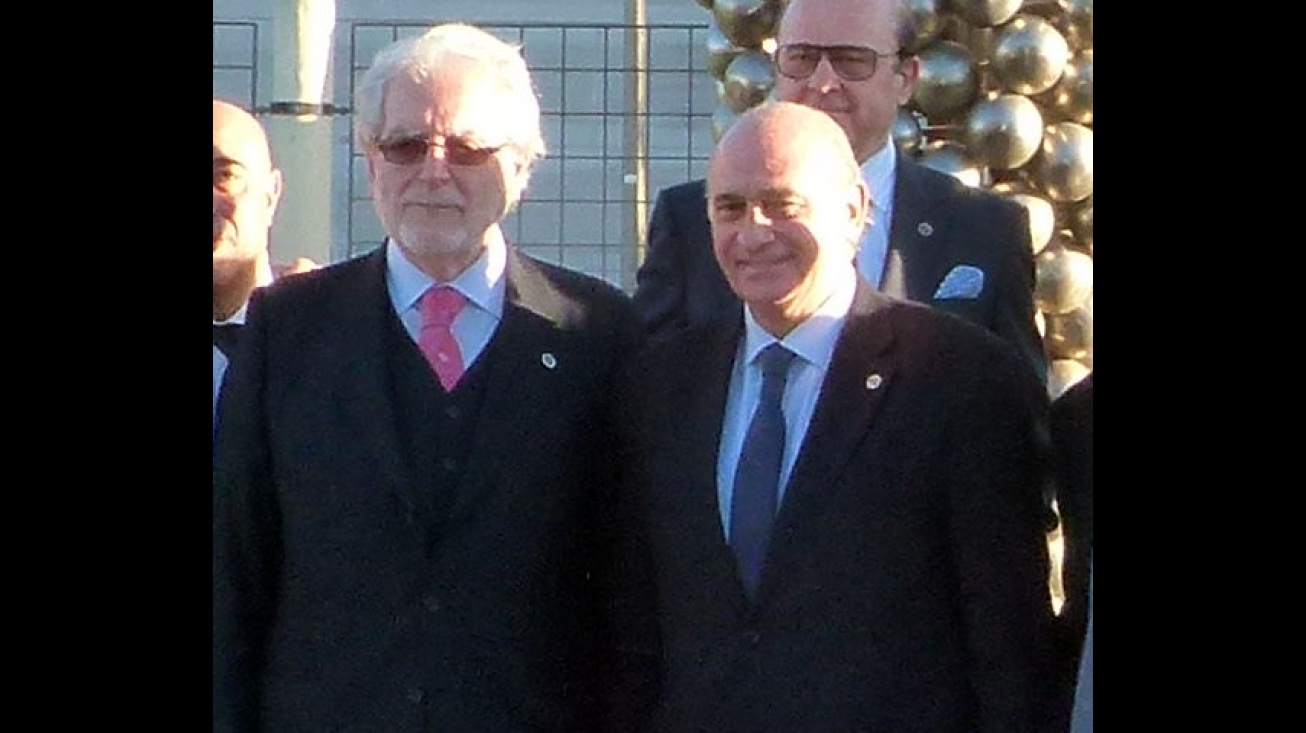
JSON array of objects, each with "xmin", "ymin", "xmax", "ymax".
[
  {"xmin": 541, "ymin": 352, "xmax": 558, "ymax": 369},
  {"xmin": 917, "ymin": 222, "xmax": 934, "ymax": 237},
  {"xmin": 864, "ymin": 373, "xmax": 883, "ymax": 390}
]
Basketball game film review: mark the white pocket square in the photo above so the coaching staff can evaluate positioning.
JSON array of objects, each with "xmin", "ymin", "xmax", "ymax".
[{"xmin": 933, "ymin": 265, "xmax": 985, "ymax": 299}]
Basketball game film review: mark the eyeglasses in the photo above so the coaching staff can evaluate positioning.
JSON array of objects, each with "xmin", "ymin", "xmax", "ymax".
[
  {"xmin": 774, "ymin": 44, "xmax": 901, "ymax": 82},
  {"xmin": 375, "ymin": 135, "xmax": 507, "ymax": 166}
]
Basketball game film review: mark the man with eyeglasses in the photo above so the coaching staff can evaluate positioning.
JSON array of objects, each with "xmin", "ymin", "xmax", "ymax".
[
  {"xmin": 213, "ymin": 23, "xmax": 641, "ymax": 733},
  {"xmin": 633, "ymin": 0, "xmax": 1045, "ymax": 386}
]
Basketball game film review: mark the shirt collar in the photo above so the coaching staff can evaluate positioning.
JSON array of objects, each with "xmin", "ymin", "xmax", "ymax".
[
  {"xmin": 385, "ymin": 236, "xmax": 506, "ymax": 318},
  {"xmin": 741, "ymin": 264, "xmax": 858, "ymax": 372},
  {"xmin": 861, "ymin": 138, "xmax": 897, "ymax": 213}
]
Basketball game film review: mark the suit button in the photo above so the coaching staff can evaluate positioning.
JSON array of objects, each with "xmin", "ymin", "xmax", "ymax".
[
  {"xmin": 406, "ymin": 686, "xmax": 424, "ymax": 704},
  {"xmin": 744, "ymin": 630, "xmax": 762, "ymax": 645},
  {"xmin": 445, "ymin": 404, "xmax": 462, "ymax": 420},
  {"xmin": 422, "ymin": 593, "xmax": 442, "ymax": 613},
  {"xmin": 441, "ymin": 457, "xmax": 457, "ymax": 473}
]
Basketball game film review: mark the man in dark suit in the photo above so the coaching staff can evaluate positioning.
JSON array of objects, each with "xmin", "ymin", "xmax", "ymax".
[
  {"xmin": 608, "ymin": 101, "xmax": 1055, "ymax": 732},
  {"xmin": 633, "ymin": 0, "xmax": 1045, "ymax": 383},
  {"xmin": 213, "ymin": 23, "xmax": 640, "ymax": 733}
]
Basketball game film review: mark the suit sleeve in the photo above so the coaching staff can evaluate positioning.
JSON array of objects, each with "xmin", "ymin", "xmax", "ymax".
[
  {"xmin": 989, "ymin": 202, "xmax": 1048, "ymax": 385},
  {"xmin": 631, "ymin": 187, "xmax": 689, "ymax": 339},
  {"xmin": 213, "ymin": 289, "xmax": 281, "ymax": 733},
  {"xmin": 944, "ymin": 344, "xmax": 1056, "ymax": 733}
]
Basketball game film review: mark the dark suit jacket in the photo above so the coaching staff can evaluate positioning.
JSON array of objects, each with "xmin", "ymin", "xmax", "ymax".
[
  {"xmin": 1047, "ymin": 371, "xmax": 1094, "ymax": 730},
  {"xmin": 633, "ymin": 155, "xmax": 1047, "ymax": 383},
  {"xmin": 213, "ymin": 245, "xmax": 641, "ymax": 733},
  {"xmin": 609, "ymin": 284, "xmax": 1056, "ymax": 733}
]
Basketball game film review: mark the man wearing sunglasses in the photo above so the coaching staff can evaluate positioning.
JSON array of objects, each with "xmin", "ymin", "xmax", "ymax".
[
  {"xmin": 633, "ymin": 0, "xmax": 1045, "ymax": 386},
  {"xmin": 213, "ymin": 23, "xmax": 641, "ymax": 733}
]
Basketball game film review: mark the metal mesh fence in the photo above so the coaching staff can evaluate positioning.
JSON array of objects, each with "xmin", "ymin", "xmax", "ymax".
[{"xmin": 215, "ymin": 20, "xmax": 716, "ymax": 291}]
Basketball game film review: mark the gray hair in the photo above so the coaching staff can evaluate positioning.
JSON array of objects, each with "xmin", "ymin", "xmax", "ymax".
[{"xmin": 354, "ymin": 23, "xmax": 546, "ymax": 171}]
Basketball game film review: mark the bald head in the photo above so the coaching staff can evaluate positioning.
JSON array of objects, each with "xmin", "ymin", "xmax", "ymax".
[
  {"xmin": 213, "ymin": 100, "xmax": 274, "ymax": 173},
  {"xmin": 213, "ymin": 99, "xmax": 282, "ymax": 319},
  {"xmin": 711, "ymin": 101, "xmax": 862, "ymax": 191}
]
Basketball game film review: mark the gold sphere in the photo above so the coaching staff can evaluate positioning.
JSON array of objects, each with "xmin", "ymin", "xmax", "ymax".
[
  {"xmin": 1068, "ymin": 195, "xmax": 1092, "ymax": 252},
  {"xmin": 721, "ymin": 51, "xmax": 776, "ymax": 113},
  {"xmin": 705, "ymin": 19, "xmax": 749, "ymax": 81},
  {"xmin": 964, "ymin": 92, "xmax": 1045, "ymax": 170},
  {"xmin": 1033, "ymin": 122, "xmax": 1093, "ymax": 203},
  {"xmin": 713, "ymin": 0, "xmax": 784, "ymax": 50},
  {"xmin": 893, "ymin": 108, "xmax": 924, "ymax": 156},
  {"xmin": 1041, "ymin": 49, "xmax": 1092, "ymax": 126},
  {"xmin": 993, "ymin": 180, "xmax": 1057, "ymax": 255},
  {"xmin": 1034, "ymin": 244, "xmax": 1094, "ymax": 315},
  {"xmin": 1043, "ymin": 301, "xmax": 1093, "ymax": 361},
  {"xmin": 991, "ymin": 14, "xmax": 1070, "ymax": 96},
  {"xmin": 918, "ymin": 140, "xmax": 986, "ymax": 188},
  {"xmin": 949, "ymin": 0, "xmax": 1023, "ymax": 28},
  {"xmin": 903, "ymin": 0, "xmax": 946, "ymax": 51},
  {"xmin": 912, "ymin": 40, "xmax": 979, "ymax": 121},
  {"xmin": 1057, "ymin": 0, "xmax": 1093, "ymax": 50}
]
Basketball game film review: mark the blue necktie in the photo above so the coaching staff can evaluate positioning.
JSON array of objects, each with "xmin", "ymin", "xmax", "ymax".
[{"xmin": 730, "ymin": 343, "xmax": 796, "ymax": 599}]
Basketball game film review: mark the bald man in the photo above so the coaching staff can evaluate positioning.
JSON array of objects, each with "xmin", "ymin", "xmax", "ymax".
[
  {"xmin": 213, "ymin": 100, "xmax": 283, "ymax": 425},
  {"xmin": 607, "ymin": 101, "xmax": 1054, "ymax": 732}
]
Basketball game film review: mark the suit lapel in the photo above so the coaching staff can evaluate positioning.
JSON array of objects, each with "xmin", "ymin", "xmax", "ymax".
[
  {"xmin": 885, "ymin": 158, "xmax": 949, "ymax": 302},
  {"xmin": 683, "ymin": 321, "xmax": 756, "ymax": 615},
  {"xmin": 766, "ymin": 284, "xmax": 900, "ymax": 584},
  {"xmin": 334, "ymin": 248, "xmax": 419, "ymax": 517}
]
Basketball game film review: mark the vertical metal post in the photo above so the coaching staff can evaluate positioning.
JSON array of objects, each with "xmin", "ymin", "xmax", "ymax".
[
  {"xmin": 624, "ymin": 0, "xmax": 649, "ymax": 291},
  {"xmin": 265, "ymin": 0, "xmax": 337, "ymax": 266}
]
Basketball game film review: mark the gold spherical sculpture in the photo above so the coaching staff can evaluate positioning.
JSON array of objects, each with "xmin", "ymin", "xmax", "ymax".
[
  {"xmin": 964, "ymin": 92, "xmax": 1045, "ymax": 170},
  {"xmin": 991, "ymin": 14, "xmax": 1070, "ymax": 96},
  {"xmin": 1033, "ymin": 121, "xmax": 1093, "ymax": 203},
  {"xmin": 1034, "ymin": 245, "xmax": 1094, "ymax": 315},
  {"xmin": 1040, "ymin": 49, "xmax": 1092, "ymax": 126},
  {"xmin": 705, "ymin": 19, "xmax": 748, "ymax": 81},
  {"xmin": 918, "ymin": 140, "xmax": 985, "ymax": 188},
  {"xmin": 949, "ymin": 0, "xmax": 1024, "ymax": 28},
  {"xmin": 1043, "ymin": 301, "xmax": 1092, "ymax": 362},
  {"xmin": 1068, "ymin": 195, "xmax": 1092, "ymax": 252},
  {"xmin": 903, "ymin": 0, "xmax": 946, "ymax": 51},
  {"xmin": 713, "ymin": 0, "xmax": 784, "ymax": 49},
  {"xmin": 893, "ymin": 109, "xmax": 924, "ymax": 156},
  {"xmin": 912, "ymin": 40, "xmax": 980, "ymax": 121},
  {"xmin": 721, "ymin": 51, "xmax": 776, "ymax": 113}
]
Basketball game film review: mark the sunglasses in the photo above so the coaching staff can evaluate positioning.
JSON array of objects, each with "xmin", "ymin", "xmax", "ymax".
[
  {"xmin": 375, "ymin": 135, "xmax": 507, "ymax": 166},
  {"xmin": 774, "ymin": 43, "xmax": 901, "ymax": 82}
]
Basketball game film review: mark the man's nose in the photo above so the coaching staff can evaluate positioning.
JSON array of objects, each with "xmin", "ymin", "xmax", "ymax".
[{"xmin": 806, "ymin": 55, "xmax": 843, "ymax": 92}]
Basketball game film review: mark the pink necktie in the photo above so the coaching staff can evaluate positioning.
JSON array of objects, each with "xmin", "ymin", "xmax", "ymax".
[{"xmin": 419, "ymin": 286, "xmax": 468, "ymax": 391}]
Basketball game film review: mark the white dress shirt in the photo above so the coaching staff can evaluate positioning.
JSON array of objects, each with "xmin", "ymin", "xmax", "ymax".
[
  {"xmin": 213, "ymin": 265, "xmax": 273, "ymax": 426},
  {"xmin": 385, "ymin": 237, "xmax": 505, "ymax": 369},
  {"xmin": 716, "ymin": 264, "xmax": 859, "ymax": 537},
  {"xmin": 856, "ymin": 139, "xmax": 898, "ymax": 289}
]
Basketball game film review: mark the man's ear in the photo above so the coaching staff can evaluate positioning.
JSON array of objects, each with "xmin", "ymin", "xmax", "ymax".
[
  {"xmin": 894, "ymin": 55, "xmax": 920, "ymax": 106},
  {"xmin": 266, "ymin": 168, "xmax": 284, "ymax": 213}
]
